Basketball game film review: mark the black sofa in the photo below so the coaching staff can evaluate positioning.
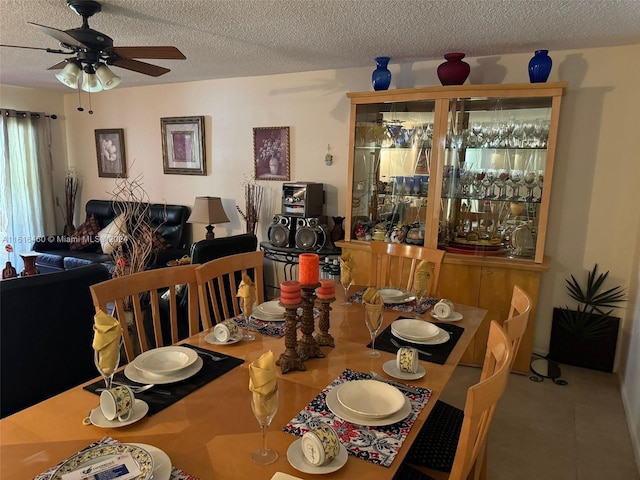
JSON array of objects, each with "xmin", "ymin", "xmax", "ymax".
[
  {"xmin": 0, "ymin": 264, "xmax": 111, "ymax": 418},
  {"xmin": 33, "ymin": 199, "xmax": 191, "ymax": 274}
]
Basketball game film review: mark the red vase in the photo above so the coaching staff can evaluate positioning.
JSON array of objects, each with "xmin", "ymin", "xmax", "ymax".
[{"xmin": 437, "ymin": 53, "xmax": 471, "ymax": 86}]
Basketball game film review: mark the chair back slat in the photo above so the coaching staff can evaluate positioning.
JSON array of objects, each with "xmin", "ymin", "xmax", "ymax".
[
  {"xmin": 504, "ymin": 284, "xmax": 533, "ymax": 370},
  {"xmin": 195, "ymin": 251, "xmax": 265, "ymax": 329}
]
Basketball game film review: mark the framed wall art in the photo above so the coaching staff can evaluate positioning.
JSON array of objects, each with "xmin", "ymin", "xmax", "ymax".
[
  {"xmin": 161, "ymin": 116, "xmax": 206, "ymax": 175},
  {"xmin": 253, "ymin": 126, "xmax": 290, "ymax": 181},
  {"xmin": 95, "ymin": 128, "xmax": 127, "ymax": 178}
]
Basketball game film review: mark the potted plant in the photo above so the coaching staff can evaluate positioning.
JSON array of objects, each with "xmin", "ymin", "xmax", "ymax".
[{"xmin": 548, "ymin": 264, "xmax": 626, "ymax": 372}]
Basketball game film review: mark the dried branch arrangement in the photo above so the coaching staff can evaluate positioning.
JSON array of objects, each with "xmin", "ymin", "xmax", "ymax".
[
  {"xmin": 63, "ymin": 169, "xmax": 80, "ymax": 232},
  {"xmin": 108, "ymin": 173, "xmax": 156, "ymax": 279},
  {"xmin": 236, "ymin": 177, "xmax": 264, "ymax": 235}
]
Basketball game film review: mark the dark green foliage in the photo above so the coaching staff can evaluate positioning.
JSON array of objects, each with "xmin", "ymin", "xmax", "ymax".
[{"xmin": 558, "ymin": 264, "xmax": 626, "ymax": 339}]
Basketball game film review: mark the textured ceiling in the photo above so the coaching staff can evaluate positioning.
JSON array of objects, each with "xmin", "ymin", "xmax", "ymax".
[{"xmin": 1, "ymin": 0, "xmax": 639, "ymax": 92}]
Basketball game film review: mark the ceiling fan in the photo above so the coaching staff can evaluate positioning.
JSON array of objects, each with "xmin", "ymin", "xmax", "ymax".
[{"xmin": 0, "ymin": 0, "xmax": 186, "ymax": 91}]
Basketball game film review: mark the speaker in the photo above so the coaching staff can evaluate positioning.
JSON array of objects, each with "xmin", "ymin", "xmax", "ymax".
[
  {"xmin": 267, "ymin": 214, "xmax": 296, "ymax": 247},
  {"xmin": 295, "ymin": 217, "xmax": 329, "ymax": 251}
]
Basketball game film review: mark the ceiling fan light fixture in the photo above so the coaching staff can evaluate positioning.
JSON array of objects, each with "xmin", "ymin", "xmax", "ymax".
[
  {"xmin": 55, "ymin": 60, "xmax": 81, "ymax": 89},
  {"xmin": 96, "ymin": 63, "xmax": 121, "ymax": 90},
  {"xmin": 81, "ymin": 68, "xmax": 103, "ymax": 92}
]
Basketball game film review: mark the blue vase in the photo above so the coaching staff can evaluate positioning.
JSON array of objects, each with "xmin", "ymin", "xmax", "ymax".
[
  {"xmin": 528, "ymin": 50, "xmax": 552, "ymax": 83},
  {"xmin": 372, "ymin": 56, "xmax": 391, "ymax": 91}
]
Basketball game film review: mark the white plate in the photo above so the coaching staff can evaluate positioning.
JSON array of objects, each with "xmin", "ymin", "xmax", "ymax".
[
  {"xmin": 325, "ymin": 386, "xmax": 411, "ymax": 426},
  {"xmin": 204, "ymin": 331, "xmax": 243, "ymax": 345},
  {"xmin": 384, "ymin": 295, "xmax": 416, "ymax": 305},
  {"xmin": 286, "ymin": 438, "xmax": 348, "ymax": 474},
  {"xmin": 130, "ymin": 443, "xmax": 172, "ymax": 480},
  {"xmin": 336, "ymin": 380, "xmax": 405, "ymax": 418},
  {"xmin": 378, "ymin": 288, "xmax": 408, "ymax": 300},
  {"xmin": 430, "ymin": 310, "xmax": 463, "ymax": 322},
  {"xmin": 251, "ymin": 311, "xmax": 285, "ymax": 322},
  {"xmin": 50, "ymin": 443, "xmax": 154, "ymax": 480},
  {"xmin": 382, "ymin": 360, "xmax": 426, "ymax": 380},
  {"xmin": 392, "ymin": 327, "xmax": 451, "ymax": 345},
  {"xmin": 89, "ymin": 399, "xmax": 149, "ymax": 428},
  {"xmin": 133, "ymin": 346, "xmax": 198, "ymax": 375},
  {"xmin": 125, "ymin": 356, "xmax": 203, "ymax": 384},
  {"xmin": 255, "ymin": 300, "xmax": 286, "ymax": 316},
  {"xmin": 391, "ymin": 319, "xmax": 440, "ymax": 341}
]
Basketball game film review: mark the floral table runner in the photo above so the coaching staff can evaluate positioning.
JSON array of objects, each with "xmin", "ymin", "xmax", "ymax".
[
  {"xmin": 283, "ymin": 368, "xmax": 431, "ymax": 467},
  {"xmin": 349, "ymin": 289, "xmax": 439, "ymax": 315},
  {"xmin": 34, "ymin": 436, "xmax": 199, "ymax": 480}
]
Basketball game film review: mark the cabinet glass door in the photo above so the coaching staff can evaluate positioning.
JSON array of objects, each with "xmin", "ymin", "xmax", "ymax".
[
  {"xmin": 351, "ymin": 100, "xmax": 436, "ymax": 244},
  {"xmin": 439, "ymin": 96, "xmax": 553, "ymax": 260}
]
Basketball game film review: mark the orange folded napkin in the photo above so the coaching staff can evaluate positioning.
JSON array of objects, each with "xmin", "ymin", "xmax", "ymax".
[
  {"xmin": 236, "ymin": 273, "xmax": 256, "ymax": 316},
  {"xmin": 92, "ymin": 310, "xmax": 122, "ymax": 375}
]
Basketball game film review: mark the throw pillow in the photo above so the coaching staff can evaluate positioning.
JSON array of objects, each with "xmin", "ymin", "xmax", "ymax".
[
  {"xmin": 69, "ymin": 215, "xmax": 101, "ymax": 251},
  {"xmin": 141, "ymin": 224, "xmax": 171, "ymax": 251},
  {"xmin": 98, "ymin": 214, "xmax": 128, "ymax": 255}
]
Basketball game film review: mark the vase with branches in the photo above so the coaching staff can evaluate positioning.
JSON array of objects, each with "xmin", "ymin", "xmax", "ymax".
[
  {"xmin": 236, "ymin": 176, "xmax": 264, "ymax": 235},
  {"xmin": 61, "ymin": 169, "xmax": 80, "ymax": 235}
]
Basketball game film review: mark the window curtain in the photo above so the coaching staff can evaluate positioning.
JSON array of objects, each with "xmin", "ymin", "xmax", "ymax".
[{"xmin": 0, "ymin": 109, "xmax": 56, "ymax": 265}]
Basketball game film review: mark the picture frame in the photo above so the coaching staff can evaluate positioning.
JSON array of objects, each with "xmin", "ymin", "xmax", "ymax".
[
  {"xmin": 161, "ymin": 116, "xmax": 206, "ymax": 175},
  {"xmin": 95, "ymin": 129, "xmax": 127, "ymax": 178},
  {"xmin": 253, "ymin": 126, "xmax": 290, "ymax": 181}
]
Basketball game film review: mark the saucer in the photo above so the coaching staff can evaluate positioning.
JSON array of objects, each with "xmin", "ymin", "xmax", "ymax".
[
  {"xmin": 382, "ymin": 359, "xmax": 426, "ymax": 380},
  {"xmin": 286, "ymin": 438, "xmax": 348, "ymax": 474},
  {"xmin": 130, "ymin": 443, "xmax": 172, "ymax": 480},
  {"xmin": 89, "ymin": 399, "xmax": 149, "ymax": 428},
  {"xmin": 430, "ymin": 310, "xmax": 463, "ymax": 322},
  {"xmin": 204, "ymin": 331, "xmax": 243, "ymax": 345}
]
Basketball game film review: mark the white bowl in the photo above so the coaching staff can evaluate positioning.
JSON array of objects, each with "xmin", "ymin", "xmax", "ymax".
[
  {"xmin": 134, "ymin": 346, "xmax": 198, "ymax": 375},
  {"xmin": 335, "ymin": 380, "xmax": 405, "ymax": 418},
  {"xmin": 391, "ymin": 319, "xmax": 440, "ymax": 341}
]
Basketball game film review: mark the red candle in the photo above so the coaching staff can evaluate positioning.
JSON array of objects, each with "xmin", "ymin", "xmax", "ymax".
[
  {"xmin": 299, "ymin": 253, "xmax": 320, "ymax": 286},
  {"xmin": 316, "ymin": 278, "xmax": 335, "ymax": 299}
]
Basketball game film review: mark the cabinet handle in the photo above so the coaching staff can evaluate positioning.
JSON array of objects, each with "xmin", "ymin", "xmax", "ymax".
[{"xmin": 485, "ymin": 270, "xmax": 493, "ymax": 275}]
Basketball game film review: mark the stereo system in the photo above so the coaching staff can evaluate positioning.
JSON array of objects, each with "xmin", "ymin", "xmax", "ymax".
[
  {"xmin": 267, "ymin": 214, "xmax": 330, "ymax": 251},
  {"xmin": 282, "ymin": 182, "xmax": 324, "ymax": 217}
]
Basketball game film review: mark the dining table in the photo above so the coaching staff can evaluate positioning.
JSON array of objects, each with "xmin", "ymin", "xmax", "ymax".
[{"xmin": 0, "ymin": 286, "xmax": 485, "ymax": 479}]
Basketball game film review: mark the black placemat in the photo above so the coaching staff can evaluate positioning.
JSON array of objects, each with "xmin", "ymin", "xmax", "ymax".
[
  {"xmin": 84, "ymin": 344, "xmax": 244, "ymax": 415},
  {"xmin": 368, "ymin": 317, "xmax": 465, "ymax": 365}
]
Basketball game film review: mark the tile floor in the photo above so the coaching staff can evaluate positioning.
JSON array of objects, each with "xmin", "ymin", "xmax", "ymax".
[{"xmin": 438, "ymin": 361, "xmax": 639, "ymax": 480}]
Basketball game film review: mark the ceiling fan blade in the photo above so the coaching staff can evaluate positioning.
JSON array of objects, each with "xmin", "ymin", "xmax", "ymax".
[
  {"xmin": 0, "ymin": 44, "xmax": 70, "ymax": 54},
  {"xmin": 111, "ymin": 58, "xmax": 170, "ymax": 77},
  {"xmin": 28, "ymin": 22, "xmax": 88, "ymax": 49},
  {"xmin": 106, "ymin": 46, "xmax": 186, "ymax": 60},
  {"xmin": 47, "ymin": 60, "xmax": 69, "ymax": 70}
]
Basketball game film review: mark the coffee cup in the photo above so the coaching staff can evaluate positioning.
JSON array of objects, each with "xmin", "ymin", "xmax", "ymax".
[
  {"xmin": 301, "ymin": 423, "xmax": 340, "ymax": 466},
  {"xmin": 213, "ymin": 319, "xmax": 239, "ymax": 342},
  {"xmin": 396, "ymin": 346, "xmax": 419, "ymax": 373},
  {"xmin": 100, "ymin": 385, "xmax": 135, "ymax": 421},
  {"xmin": 433, "ymin": 299, "xmax": 455, "ymax": 318}
]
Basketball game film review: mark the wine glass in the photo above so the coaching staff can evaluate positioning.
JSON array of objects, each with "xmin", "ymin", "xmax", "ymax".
[
  {"xmin": 94, "ymin": 346, "xmax": 120, "ymax": 390},
  {"xmin": 412, "ymin": 288, "xmax": 426, "ymax": 319},
  {"xmin": 364, "ymin": 307, "xmax": 383, "ymax": 357},
  {"xmin": 240, "ymin": 300, "xmax": 256, "ymax": 341},
  {"xmin": 251, "ymin": 386, "xmax": 279, "ymax": 465}
]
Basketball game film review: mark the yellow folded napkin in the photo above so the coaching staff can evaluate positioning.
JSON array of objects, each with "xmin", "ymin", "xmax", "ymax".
[
  {"xmin": 92, "ymin": 310, "xmax": 122, "ymax": 375},
  {"xmin": 236, "ymin": 273, "xmax": 256, "ymax": 316},
  {"xmin": 339, "ymin": 252, "xmax": 353, "ymax": 286},
  {"xmin": 249, "ymin": 350, "xmax": 278, "ymax": 416},
  {"xmin": 413, "ymin": 260, "xmax": 432, "ymax": 295},
  {"xmin": 362, "ymin": 286, "xmax": 382, "ymax": 305}
]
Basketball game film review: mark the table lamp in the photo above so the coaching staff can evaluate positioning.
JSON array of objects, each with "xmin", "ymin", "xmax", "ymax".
[{"xmin": 188, "ymin": 196, "xmax": 230, "ymax": 239}]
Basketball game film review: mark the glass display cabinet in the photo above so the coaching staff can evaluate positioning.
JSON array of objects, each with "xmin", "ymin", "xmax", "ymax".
[
  {"xmin": 339, "ymin": 83, "xmax": 567, "ymax": 373},
  {"xmin": 344, "ymin": 83, "xmax": 566, "ymax": 264}
]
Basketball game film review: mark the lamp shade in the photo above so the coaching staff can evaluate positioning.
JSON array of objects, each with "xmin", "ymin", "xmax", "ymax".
[
  {"xmin": 81, "ymin": 71, "xmax": 103, "ymax": 92},
  {"xmin": 55, "ymin": 61, "xmax": 81, "ymax": 89},
  {"xmin": 188, "ymin": 197, "xmax": 230, "ymax": 239},
  {"xmin": 96, "ymin": 64, "xmax": 121, "ymax": 90}
]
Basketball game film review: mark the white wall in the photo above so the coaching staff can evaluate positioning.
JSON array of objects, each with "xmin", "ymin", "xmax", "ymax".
[{"xmin": 3, "ymin": 44, "xmax": 639, "ymax": 464}]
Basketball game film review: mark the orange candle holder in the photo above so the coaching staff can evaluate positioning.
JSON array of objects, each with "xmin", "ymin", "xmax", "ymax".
[
  {"xmin": 315, "ymin": 296, "xmax": 335, "ymax": 347},
  {"xmin": 296, "ymin": 283, "xmax": 324, "ymax": 361}
]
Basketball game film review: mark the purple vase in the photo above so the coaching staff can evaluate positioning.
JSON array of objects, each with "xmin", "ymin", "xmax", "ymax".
[{"xmin": 437, "ymin": 53, "xmax": 471, "ymax": 86}]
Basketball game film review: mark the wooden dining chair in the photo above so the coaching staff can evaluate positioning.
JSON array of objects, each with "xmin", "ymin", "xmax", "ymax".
[
  {"xmin": 368, "ymin": 242, "xmax": 445, "ymax": 296},
  {"xmin": 195, "ymin": 251, "xmax": 265, "ymax": 329},
  {"xmin": 504, "ymin": 284, "xmax": 532, "ymax": 370},
  {"xmin": 396, "ymin": 320, "xmax": 512, "ymax": 480},
  {"xmin": 90, "ymin": 264, "xmax": 200, "ymax": 362}
]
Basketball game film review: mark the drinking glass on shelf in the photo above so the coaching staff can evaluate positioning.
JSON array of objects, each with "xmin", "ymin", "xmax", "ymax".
[
  {"xmin": 94, "ymin": 347, "xmax": 119, "ymax": 390},
  {"xmin": 241, "ymin": 300, "xmax": 256, "ymax": 341},
  {"xmin": 250, "ymin": 386, "xmax": 279, "ymax": 465},
  {"xmin": 364, "ymin": 306, "xmax": 383, "ymax": 358}
]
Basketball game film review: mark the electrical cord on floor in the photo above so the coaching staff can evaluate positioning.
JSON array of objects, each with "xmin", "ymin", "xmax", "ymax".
[{"xmin": 529, "ymin": 353, "xmax": 568, "ymax": 385}]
